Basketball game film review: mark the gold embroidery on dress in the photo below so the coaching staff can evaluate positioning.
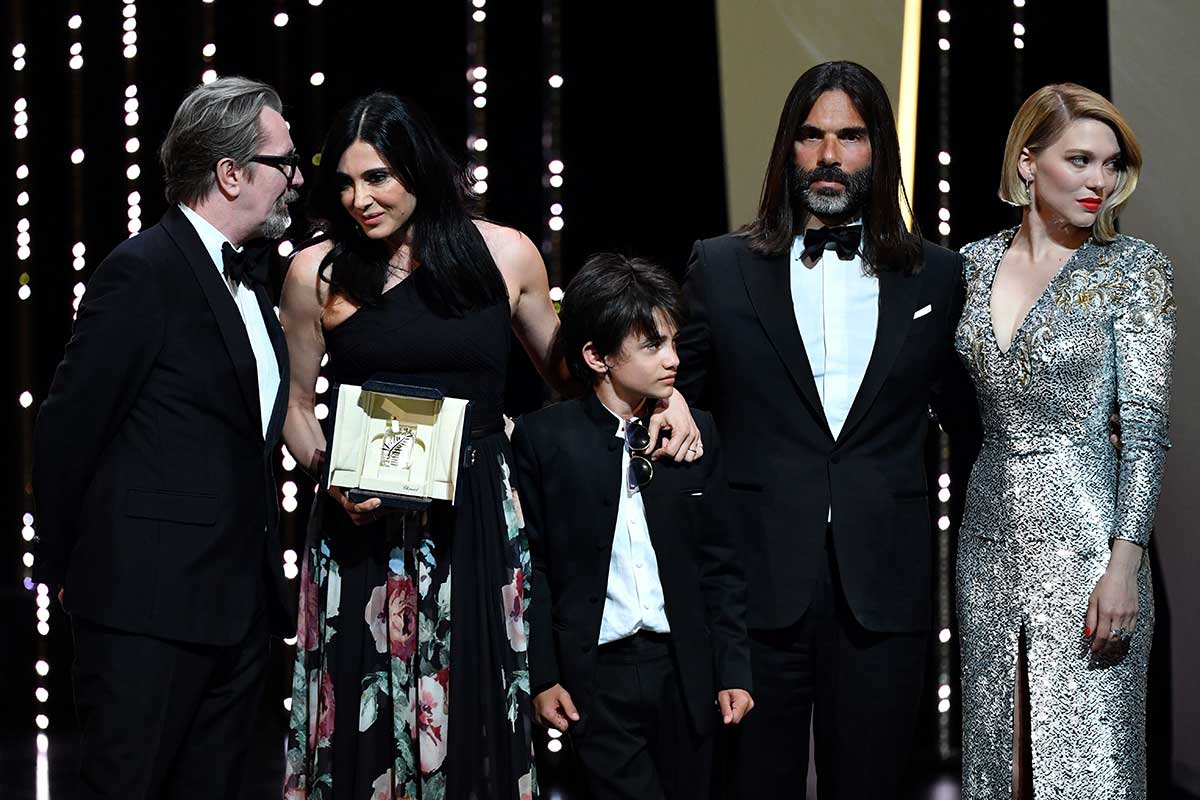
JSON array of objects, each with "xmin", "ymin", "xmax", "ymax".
[
  {"xmin": 1053, "ymin": 267, "xmax": 1128, "ymax": 311},
  {"xmin": 1010, "ymin": 318, "xmax": 1053, "ymax": 389},
  {"xmin": 1142, "ymin": 265, "xmax": 1175, "ymax": 315}
]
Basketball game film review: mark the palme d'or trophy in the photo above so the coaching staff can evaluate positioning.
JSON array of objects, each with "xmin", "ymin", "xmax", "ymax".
[{"xmin": 373, "ymin": 416, "xmax": 427, "ymax": 493}]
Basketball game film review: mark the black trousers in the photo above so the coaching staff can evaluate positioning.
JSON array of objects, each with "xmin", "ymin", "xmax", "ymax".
[
  {"xmin": 572, "ymin": 631, "xmax": 713, "ymax": 800},
  {"xmin": 730, "ymin": 530, "xmax": 929, "ymax": 800},
  {"xmin": 71, "ymin": 614, "xmax": 269, "ymax": 800}
]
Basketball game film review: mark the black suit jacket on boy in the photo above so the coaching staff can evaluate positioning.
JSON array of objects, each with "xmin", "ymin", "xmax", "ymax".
[
  {"xmin": 513, "ymin": 393, "xmax": 751, "ymax": 736},
  {"xmin": 32, "ymin": 206, "xmax": 294, "ymax": 645},
  {"xmin": 676, "ymin": 233, "xmax": 979, "ymax": 634}
]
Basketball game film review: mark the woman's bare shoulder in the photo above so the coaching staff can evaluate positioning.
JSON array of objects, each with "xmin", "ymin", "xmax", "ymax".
[
  {"xmin": 474, "ymin": 219, "xmax": 541, "ymax": 278},
  {"xmin": 289, "ymin": 238, "xmax": 336, "ymax": 281}
]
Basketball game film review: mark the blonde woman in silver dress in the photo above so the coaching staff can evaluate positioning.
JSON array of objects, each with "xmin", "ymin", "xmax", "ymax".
[{"xmin": 955, "ymin": 84, "xmax": 1174, "ymax": 799}]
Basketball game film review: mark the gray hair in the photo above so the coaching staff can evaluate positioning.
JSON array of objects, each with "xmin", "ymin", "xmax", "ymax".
[{"xmin": 159, "ymin": 76, "xmax": 283, "ymax": 206}]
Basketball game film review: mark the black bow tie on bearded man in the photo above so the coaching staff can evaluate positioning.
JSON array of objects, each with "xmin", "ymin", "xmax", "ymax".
[
  {"xmin": 221, "ymin": 241, "xmax": 271, "ymax": 289},
  {"xmin": 802, "ymin": 224, "xmax": 863, "ymax": 263}
]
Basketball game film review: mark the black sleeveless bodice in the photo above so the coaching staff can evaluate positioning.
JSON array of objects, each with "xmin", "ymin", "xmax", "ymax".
[{"xmin": 323, "ymin": 278, "xmax": 511, "ymax": 429}]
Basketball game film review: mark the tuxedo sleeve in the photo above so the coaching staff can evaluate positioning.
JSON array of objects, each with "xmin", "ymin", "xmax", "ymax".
[
  {"xmin": 32, "ymin": 249, "xmax": 167, "ymax": 585},
  {"xmin": 929, "ymin": 254, "xmax": 981, "ymax": 472},
  {"xmin": 511, "ymin": 418, "xmax": 558, "ymax": 694},
  {"xmin": 676, "ymin": 240, "xmax": 713, "ymax": 410},
  {"xmin": 697, "ymin": 421, "xmax": 752, "ymax": 692}
]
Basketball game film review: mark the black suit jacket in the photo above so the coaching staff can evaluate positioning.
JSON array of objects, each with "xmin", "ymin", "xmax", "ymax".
[
  {"xmin": 513, "ymin": 393, "xmax": 751, "ymax": 736},
  {"xmin": 32, "ymin": 206, "xmax": 295, "ymax": 645},
  {"xmin": 676, "ymin": 233, "xmax": 979, "ymax": 633}
]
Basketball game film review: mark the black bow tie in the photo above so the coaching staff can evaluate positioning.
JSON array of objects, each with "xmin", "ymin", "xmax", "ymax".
[
  {"xmin": 221, "ymin": 241, "xmax": 269, "ymax": 289},
  {"xmin": 802, "ymin": 225, "xmax": 863, "ymax": 262}
]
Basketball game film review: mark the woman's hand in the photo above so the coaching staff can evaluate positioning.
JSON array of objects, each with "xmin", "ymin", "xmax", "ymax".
[
  {"xmin": 647, "ymin": 388, "xmax": 703, "ymax": 462},
  {"xmin": 328, "ymin": 487, "xmax": 384, "ymax": 526},
  {"xmin": 1085, "ymin": 539, "xmax": 1142, "ymax": 658}
]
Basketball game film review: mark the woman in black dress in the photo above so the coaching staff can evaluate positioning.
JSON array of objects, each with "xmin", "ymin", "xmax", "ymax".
[{"xmin": 279, "ymin": 94, "xmax": 700, "ymax": 799}]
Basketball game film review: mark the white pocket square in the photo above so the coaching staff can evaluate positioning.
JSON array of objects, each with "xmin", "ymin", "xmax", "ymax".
[{"xmin": 913, "ymin": 304, "xmax": 932, "ymax": 319}]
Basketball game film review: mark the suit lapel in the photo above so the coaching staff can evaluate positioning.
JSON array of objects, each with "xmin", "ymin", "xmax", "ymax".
[
  {"xmin": 737, "ymin": 248, "xmax": 832, "ymax": 438},
  {"xmin": 161, "ymin": 207, "xmax": 262, "ymax": 433},
  {"xmin": 839, "ymin": 265, "xmax": 921, "ymax": 441},
  {"xmin": 253, "ymin": 283, "xmax": 290, "ymax": 448}
]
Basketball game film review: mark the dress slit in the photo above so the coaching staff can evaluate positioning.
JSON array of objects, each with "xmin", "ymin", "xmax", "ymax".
[{"xmin": 1012, "ymin": 626, "xmax": 1033, "ymax": 800}]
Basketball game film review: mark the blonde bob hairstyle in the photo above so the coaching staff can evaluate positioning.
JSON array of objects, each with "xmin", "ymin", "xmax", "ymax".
[{"xmin": 999, "ymin": 83, "xmax": 1142, "ymax": 243}]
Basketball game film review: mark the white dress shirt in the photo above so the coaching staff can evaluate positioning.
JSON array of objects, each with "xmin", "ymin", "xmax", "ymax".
[
  {"xmin": 791, "ymin": 227, "xmax": 878, "ymax": 522},
  {"xmin": 179, "ymin": 204, "xmax": 280, "ymax": 439},
  {"xmin": 597, "ymin": 404, "xmax": 671, "ymax": 645},
  {"xmin": 789, "ymin": 226, "xmax": 878, "ymax": 441}
]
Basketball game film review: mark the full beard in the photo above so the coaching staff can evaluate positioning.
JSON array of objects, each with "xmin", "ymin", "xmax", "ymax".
[
  {"xmin": 791, "ymin": 163, "xmax": 873, "ymax": 219},
  {"xmin": 260, "ymin": 189, "xmax": 299, "ymax": 239}
]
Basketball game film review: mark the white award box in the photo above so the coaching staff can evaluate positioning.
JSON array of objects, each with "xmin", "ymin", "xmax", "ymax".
[{"xmin": 323, "ymin": 380, "xmax": 474, "ymax": 510}]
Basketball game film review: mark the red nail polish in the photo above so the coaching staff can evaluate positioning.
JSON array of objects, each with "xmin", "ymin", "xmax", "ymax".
[{"xmin": 1084, "ymin": 626, "xmax": 1092, "ymax": 637}]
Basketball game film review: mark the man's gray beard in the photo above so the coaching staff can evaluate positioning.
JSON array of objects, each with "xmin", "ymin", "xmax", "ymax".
[
  {"xmin": 259, "ymin": 190, "xmax": 298, "ymax": 239},
  {"xmin": 803, "ymin": 187, "xmax": 856, "ymax": 216},
  {"xmin": 260, "ymin": 209, "xmax": 291, "ymax": 239},
  {"xmin": 793, "ymin": 163, "xmax": 873, "ymax": 220}
]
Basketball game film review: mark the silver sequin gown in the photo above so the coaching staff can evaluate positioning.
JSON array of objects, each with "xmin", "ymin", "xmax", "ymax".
[{"xmin": 954, "ymin": 227, "xmax": 1175, "ymax": 799}]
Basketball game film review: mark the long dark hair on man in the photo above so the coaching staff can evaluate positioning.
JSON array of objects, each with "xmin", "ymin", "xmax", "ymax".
[
  {"xmin": 301, "ymin": 92, "xmax": 507, "ymax": 315},
  {"xmin": 740, "ymin": 61, "xmax": 924, "ymax": 274}
]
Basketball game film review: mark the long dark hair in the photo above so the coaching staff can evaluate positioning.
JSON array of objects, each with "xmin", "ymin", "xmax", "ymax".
[
  {"xmin": 740, "ymin": 61, "xmax": 924, "ymax": 273},
  {"xmin": 300, "ymin": 93, "xmax": 507, "ymax": 314}
]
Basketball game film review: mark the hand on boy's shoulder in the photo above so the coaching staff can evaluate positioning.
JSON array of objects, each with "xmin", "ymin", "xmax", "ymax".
[{"xmin": 647, "ymin": 391, "xmax": 705, "ymax": 464}]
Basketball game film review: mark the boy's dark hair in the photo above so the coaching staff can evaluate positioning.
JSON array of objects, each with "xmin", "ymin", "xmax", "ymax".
[{"xmin": 558, "ymin": 254, "xmax": 685, "ymax": 386}]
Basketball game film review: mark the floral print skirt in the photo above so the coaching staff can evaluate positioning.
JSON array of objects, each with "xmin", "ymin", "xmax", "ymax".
[{"xmin": 285, "ymin": 439, "xmax": 536, "ymax": 800}]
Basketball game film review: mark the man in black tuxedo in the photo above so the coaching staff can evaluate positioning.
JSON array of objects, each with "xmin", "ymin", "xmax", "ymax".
[
  {"xmin": 32, "ymin": 77, "xmax": 304, "ymax": 799},
  {"xmin": 675, "ymin": 62, "xmax": 979, "ymax": 798},
  {"xmin": 514, "ymin": 255, "xmax": 753, "ymax": 799}
]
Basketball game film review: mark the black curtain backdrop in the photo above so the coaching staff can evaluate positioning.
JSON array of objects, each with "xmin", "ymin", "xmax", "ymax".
[{"xmin": 912, "ymin": 3, "xmax": 1111, "ymax": 246}]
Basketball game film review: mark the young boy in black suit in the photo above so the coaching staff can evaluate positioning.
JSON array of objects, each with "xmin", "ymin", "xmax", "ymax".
[{"xmin": 512, "ymin": 254, "xmax": 753, "ymax": 799}]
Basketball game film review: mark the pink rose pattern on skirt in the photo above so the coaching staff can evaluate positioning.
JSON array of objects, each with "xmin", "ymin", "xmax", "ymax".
[{"xmin": 284, "ymin": 452, "xmax": 536, "ymax": 799}]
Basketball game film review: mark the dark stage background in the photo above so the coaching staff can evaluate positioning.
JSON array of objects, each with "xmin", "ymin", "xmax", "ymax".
[{"xmin": 1, "ymin": 1, "xmax": 1188, "ymax": 798}]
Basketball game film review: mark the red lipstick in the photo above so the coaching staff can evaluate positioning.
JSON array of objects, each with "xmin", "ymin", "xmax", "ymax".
[{"xmin": 1077, "ymin": 198, "xmax": 1102, "ymax": 212}]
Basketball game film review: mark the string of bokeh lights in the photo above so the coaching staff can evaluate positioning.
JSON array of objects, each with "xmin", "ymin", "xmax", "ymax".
[
  {"xmin": 468, "ymin": 0, "xmax": 489, "ymax": 206},
  {"xmin": 933, "ymin": 1, "xmax": 956, "ymax": 759},
  {"xmin": 123, "ymin": 1, "xmax": 142, "ymax": 248},
  {"xmin": 542, "ymin": 0, "xmax": 566, "ymax": 735},
  {"xmin": 1013, "ymin": 0, "xmax": 1027, "ymax": 109},
  {"xmin": 543, "ymin": 0, "xmax": 565, "ymax": 308},
  {"xmin": 14, "ymin": 13, "xmax": 51, "ymax": 796}
]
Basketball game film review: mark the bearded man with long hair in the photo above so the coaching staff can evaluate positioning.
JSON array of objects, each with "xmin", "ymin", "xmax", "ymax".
[{"xmin": 675, "ymin": 61, "xmax": 979, "ymax": 799}]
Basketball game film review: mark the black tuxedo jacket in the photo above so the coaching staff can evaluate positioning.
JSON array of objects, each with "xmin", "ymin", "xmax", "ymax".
[
  {"xmin": 676, "ymin": 233, "xmax": 979, "ymax": 633},
  {"xmin": 32, "ymin": 206, "xmax": 295, "ymax": 645},
  {"xmin": 513, "ymin": 393, "xmax": 751, "ymax": 736}
]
